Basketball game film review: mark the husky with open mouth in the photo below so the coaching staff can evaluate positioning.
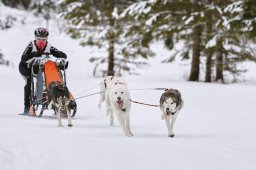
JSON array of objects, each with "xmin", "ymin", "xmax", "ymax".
[{"xmin": 160, "ymin": 89, "xmax": 184, "ymax": 137}]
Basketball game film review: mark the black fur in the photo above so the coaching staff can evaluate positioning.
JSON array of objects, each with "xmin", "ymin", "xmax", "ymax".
[{"xmin": 48, "ymin": 81, "xmax": 70, "ymax": 107}]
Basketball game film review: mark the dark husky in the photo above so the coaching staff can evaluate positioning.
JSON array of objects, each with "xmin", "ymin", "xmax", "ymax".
[
  {"xmin": 48, "ymin": 81, "xmax": 72, "ymax": 127},
  {"xmin": 160, "ymin": 89, "xmax": 184, "ymax": 137}
]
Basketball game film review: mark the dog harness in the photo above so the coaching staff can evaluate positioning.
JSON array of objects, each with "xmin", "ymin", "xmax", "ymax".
[
  {"xmin": 104, "ymin": 76, "xmax": 114, "ymax": 88},
  {"xmin": 114, "ymin": 81, "xmax": 126, "ymax": 86}
]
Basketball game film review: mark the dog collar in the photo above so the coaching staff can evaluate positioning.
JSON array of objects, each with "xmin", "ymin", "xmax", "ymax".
[{"xmin": 171, "ymin": 111, "xmax": 176, "ymax": 115}]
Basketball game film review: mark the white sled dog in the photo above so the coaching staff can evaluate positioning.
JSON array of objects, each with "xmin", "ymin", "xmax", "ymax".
[
  {"xmin": 160, "ymin": 89, "xmax": 184, "ymax": 137},
  {"xmin": 98, "ymin": 76, "xmax": 133, "ymax": 137}
]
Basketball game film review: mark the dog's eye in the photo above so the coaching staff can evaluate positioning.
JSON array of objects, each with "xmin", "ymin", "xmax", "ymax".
[
  {"xmin": 115, "ymin": 92, "xmax": 117, "ymax": 94},
  {"xmin": 171, "ymin": 102, "xmax": 174, "ymax": 104},
  {"xmin": 121, "ymin": 92, "xmax": 124, "ymax": 94}
]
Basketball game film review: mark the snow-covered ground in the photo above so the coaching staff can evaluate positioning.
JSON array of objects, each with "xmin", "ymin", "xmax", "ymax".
[{"xmin": 0, "ymin": 4, "xmax": 256, "ymax": 170}]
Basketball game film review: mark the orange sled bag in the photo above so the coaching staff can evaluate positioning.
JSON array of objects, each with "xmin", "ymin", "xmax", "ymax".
[{"xmin": 44, "ymin": 61, "xmax": 75, "ymax": 101}]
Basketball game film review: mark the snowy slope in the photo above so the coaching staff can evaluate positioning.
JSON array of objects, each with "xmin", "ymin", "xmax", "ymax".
[{"xmin": 0, "ymin": 4, "xmax": 256, "ymax": 170}]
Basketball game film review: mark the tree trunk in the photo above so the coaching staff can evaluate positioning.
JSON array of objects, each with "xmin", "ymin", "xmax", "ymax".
[
  {"xmin": 215, "ymin": 39, "xmax": 224, "ymax": 83},
  {"xmin": 189, "ymin": 25, "xmax": 201, "ymax": 81},
  {"xmin": 205, "ymin": 12, "xmax": 213, "ymax": 82},
  {"xmin": 205, "ymin": 52, "xmax": 213, "ymax": 82},
  {"xmin": 107, "ymin": 1, "xmax": 115, "ymax": 76},
  {"xmin": 107, "ymin": 35, "xmax": 115, "ymax": 76}
]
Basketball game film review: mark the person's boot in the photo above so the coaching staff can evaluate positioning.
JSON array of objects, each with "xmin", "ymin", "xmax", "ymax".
[
  {"xmin": 21, "ymin": 107, "xmax": 29, "ymax": 115},
  {"xmin": 29, "ymin": 106, "xmax": 36, "ymax": 116}
]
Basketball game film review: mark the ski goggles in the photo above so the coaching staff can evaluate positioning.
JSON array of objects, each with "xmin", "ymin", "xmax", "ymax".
[{"xmin": 35, "ymin": 37, "xmax": 47, "ymax": 41}]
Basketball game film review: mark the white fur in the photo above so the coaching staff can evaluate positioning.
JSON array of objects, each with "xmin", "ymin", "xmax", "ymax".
[
  {"xmin": 99, "ymin": 76, "xmax": 133, "ymax": 137},
  {"xmin": 51, "ymin": 96, "xmax": 72, "ymax": 127},
  {"xmin": 98, "ymin": 76, "xmax": 118, "ymax": 109},
  {"xmin": 56, "ymin": 106, "xmax": 72, "ymax": 127},
  {"xmin": 160, "ymin": 97, "xmax": 184, "ymax": 137}
]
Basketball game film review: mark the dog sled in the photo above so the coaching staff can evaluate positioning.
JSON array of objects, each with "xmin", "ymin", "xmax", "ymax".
[{"xmin": 27, "ymin": 53, "xmax": 77, "ymax": 117}]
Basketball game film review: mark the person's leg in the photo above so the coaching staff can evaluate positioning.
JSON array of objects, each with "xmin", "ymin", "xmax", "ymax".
[{"xmin": 19, "ymin": 63, "xmax": 31, "ymax": 114}]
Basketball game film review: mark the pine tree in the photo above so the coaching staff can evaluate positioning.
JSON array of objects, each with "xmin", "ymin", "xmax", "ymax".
[
  {"xmin": 204, "ymin": 0, "xmax": 256, "ymax": 83},
  {"xmin": 123, "ymin": 0, "xmax": 206, "ymax": 81},
  {"xmin": 189, "ymin": 25, "xmax": 202, "ymax": 81},
  {"xmin": 205, "ymin": 9, "xmax": 214, "ymax": 82},
  {"xmin": 0, "ymin": 51, "xmax": 3, "ymax": 64},
  {"xmin": 1, "ymin": 0, "xmax": 31, "ymax": 9},
  {"xmin": 61, "ymin": 0, "xmax": 152, "ymax": 76},
  {"xmin": 123, "ymin": 0, "xmax": 256, "ymax": 83},
  {"xmin": 0, "ymin": 50, "xmax": 10, "ymax": 66}
]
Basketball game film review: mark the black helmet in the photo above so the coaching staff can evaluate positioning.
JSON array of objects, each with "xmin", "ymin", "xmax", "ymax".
[{"xmin": 34, "ymin": 27, "xmax": 49, "ymax": 38}]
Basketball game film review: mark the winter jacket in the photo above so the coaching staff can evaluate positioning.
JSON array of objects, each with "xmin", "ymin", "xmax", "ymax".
[{"xmin": 20, "ymin": 40, "xmax": 67, "ymax": 67}]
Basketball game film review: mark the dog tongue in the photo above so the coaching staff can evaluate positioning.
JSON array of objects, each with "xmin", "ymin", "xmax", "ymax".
[
  {"xmin": 116, "ymin": 100, "xmax": 123, "ymax": 109},
  {"xmin": 166, "ymin": 111, "xmax": 171, "ymax": 116}
]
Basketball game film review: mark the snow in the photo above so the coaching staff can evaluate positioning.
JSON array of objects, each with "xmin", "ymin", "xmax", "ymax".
[
  {"xmin": 184, "ymin": 16, "xmax": 194, "ymax": 25},
  {"xmin": 145, "ymin": 14, "xmax": 158, "ymax": 26},
  {"xmin": 224, "ymin": 1, "xmax": 243, "ymax": 14},
  {"xmin": 241, "ymin": 20, "xmax": 253, "ymax": 32},
  {"xmin": 121, "ymin": 1, "xmax": 153, "ymax": 18},
  {"xmin": 112, "ymin": 7, "xmax": 119, "ymax": 19},
  {"xmin": 205, "ymin": 35, "xmax": 217, "ymax": 48},
  {"xmin": 1, "ymin": 4, "xmax": 256, "ymax": 170}
]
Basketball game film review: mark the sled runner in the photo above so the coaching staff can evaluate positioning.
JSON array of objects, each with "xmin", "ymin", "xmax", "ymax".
[{"xmin": 27, "ymin": 53, "xmax": 77, "ymax": 117}]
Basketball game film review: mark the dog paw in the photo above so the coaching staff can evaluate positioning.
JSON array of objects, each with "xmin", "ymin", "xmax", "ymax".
[
  {"xmin": 129, "ymin": 133, "xmax": 134, "ymax": 137},
  {"xmin": 68, "ymin": 124, "xmax": 73, "ymax": 127},
  {"xmin": 125, "ymin": 133, "xmax": 133, "ymax": 137},
  {"xmin": 168, "ymin": 134, "xmax": 175, "ymax": 138},
  {"xmin": 161, "ymin": 114, "xmax": 165, "ymax": 120},
  {"xmin": 98, "ymin": 103, "xmax": 102, "ymax": 109}
]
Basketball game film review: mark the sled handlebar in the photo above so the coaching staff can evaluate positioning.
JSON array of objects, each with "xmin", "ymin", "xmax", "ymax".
[
  {"xmin": 41, "ymin": 52, "xmax": 51, "ymax": 55},
  {"xmin": 40, "ymin": 53, "xmax": 67, "ymax": 61},
  {"xmin": 26, "ymin": 53, "xmax": 67, "ymax": 69}
]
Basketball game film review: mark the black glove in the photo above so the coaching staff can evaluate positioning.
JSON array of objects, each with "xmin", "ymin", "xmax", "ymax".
[
  {"xmin": 59, "ymin": 61, "xmax": 69, "ymax": 70},
  {"xmin": 52, "ymin": 51, "xmax": 67, "ymax": 59},
  {"xmin": 30, "ymin": 51, "xmax": 41, "ymax": 58},
  {"xmin": 60, "ymin": 52, "xmax": 67, "ymax": 59}
]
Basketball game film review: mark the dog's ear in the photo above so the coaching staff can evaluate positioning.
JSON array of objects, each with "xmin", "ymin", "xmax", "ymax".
[
  {"xmin": 54, "ymin": 81, "xmax": 60, "ymax": 87},
  {"xmin": 57, "ymin": 83, "xmax": 65, "ymax": 89}
]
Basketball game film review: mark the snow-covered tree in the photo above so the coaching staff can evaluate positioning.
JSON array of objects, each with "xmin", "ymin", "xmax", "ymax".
[
  {"xmin": 61, "ymin": 0, "xmax": 153, "ymax": 76},
  {"xmin": 0, "ymin": 50, "xmax": 10, "ymax": 66},
  {"xmin": 1, "ymin": 0, "xmax": 31, "ymax": 9},
  {"xmin": 122, "ymin": 0, "xmax": 206, "ymax": 81},
  {"xmin": 123, "ymin": 0, "xmax": 256, "ymax": 83},
  {"xmin": 202, "ymin": 0, "xmax": 256, "ymax": 83}
]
